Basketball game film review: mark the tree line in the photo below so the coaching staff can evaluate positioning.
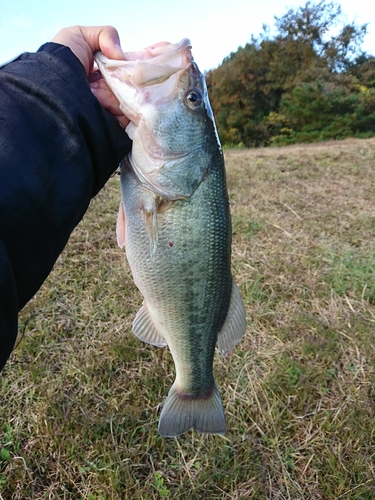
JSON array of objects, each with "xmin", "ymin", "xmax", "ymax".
[{"xmin": 205, "ymin": 1, "xmax": 375, "ymax": 147}]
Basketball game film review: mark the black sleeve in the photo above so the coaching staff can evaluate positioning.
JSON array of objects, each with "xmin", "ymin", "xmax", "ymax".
[{"xmin": 0, "ymin": 42, "xmax": 132, "ymax": 371}]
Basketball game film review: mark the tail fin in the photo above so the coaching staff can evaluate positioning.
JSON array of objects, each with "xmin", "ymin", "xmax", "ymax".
[{"xmin": 158, "ymin": 383, "xmax": 226, "ymax": 437}]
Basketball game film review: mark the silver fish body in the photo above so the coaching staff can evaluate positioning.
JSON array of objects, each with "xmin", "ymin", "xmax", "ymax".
[{"xmin": 95, "ymin": 40, "xmax": 246, "ymax": 437}]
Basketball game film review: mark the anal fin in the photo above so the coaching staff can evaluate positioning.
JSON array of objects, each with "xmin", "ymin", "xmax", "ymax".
[
  {"xmin": 217, "ymin": 279, "xmax": 247, "ymax": 357},
  {"xmin": 132, "ymin": 303, "xmax": 167, "ymax": 347}
]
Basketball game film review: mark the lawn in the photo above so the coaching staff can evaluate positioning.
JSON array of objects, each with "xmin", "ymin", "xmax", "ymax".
[{"xmin": 1, "ymin": 138, "xmax": 375, "ymax": 499}]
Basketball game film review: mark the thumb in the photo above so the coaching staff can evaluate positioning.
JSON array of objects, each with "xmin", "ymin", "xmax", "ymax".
[
  {"xmin": 52, "ymin": 26, "xmax": 125, "ymax": 75},
  {"xmin": 80, "ymin": 26, "xmax": 125, "ymax": 60},
  {"xmin": 94, "ymin": 26, "xmax": 125, "ymax": 60}
]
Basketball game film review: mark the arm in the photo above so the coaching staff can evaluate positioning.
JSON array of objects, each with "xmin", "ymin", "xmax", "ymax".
[{"xmin": 0, "ymin": 26, "xmax": 131, "ymax": 371}]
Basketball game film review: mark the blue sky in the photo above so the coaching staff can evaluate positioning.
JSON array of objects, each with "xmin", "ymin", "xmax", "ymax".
[{"xmin": 0, "ymin": 0, "xmax": 374, "ymax": 72}]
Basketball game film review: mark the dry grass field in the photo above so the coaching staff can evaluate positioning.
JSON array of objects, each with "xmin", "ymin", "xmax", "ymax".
[{"xmin": 1, "ymin": 138, "xmax": 375, "ymax": 499}]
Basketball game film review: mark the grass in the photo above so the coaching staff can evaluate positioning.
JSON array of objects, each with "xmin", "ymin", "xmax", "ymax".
[{"xmin": 2, "ymin": 137, "xmax": 375, "ymax": 498}]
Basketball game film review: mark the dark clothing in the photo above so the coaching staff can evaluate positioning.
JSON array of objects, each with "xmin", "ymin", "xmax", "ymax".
[{"xmin": 0, "ymin": 42, "xmax": 132, "ymax": 370}]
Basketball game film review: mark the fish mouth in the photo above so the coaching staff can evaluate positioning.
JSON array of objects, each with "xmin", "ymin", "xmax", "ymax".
[
  {"xmin": 123, "ymin": 38, "xmax": 193, "ymax": 74},
  {"xmin": 94, "ymin": 39, "xmax": 193, "ymax": 99},
  {"xmin": 94, "ymin": 39, "xmax": 195, "ymax": 126}
]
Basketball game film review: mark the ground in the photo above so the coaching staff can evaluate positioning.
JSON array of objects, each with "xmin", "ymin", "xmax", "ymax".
[{"xmin": 1, "ymin": 137, "xmax": 375, "ymax": 499}]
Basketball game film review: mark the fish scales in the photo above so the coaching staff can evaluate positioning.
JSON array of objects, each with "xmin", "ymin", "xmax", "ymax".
[
  {"xmin": 122, "ymin": 148, "xmax": 231, "ymax": 396},
  {"xmin": 94, "ymin": 39, "xmax": 247, "ymax": 437}
]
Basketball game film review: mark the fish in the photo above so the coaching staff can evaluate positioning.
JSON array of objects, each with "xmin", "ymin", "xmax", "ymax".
[{"xmin": 94, "ymin": 39, "xmax": 247, "ymax": 437}]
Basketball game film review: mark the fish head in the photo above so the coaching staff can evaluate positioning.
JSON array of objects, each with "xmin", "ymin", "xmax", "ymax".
[{"xmin": 94, "ymin": 39, "xmax": 221, "ymax": 200}]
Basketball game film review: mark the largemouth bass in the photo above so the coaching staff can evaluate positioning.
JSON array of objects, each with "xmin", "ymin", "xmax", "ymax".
[{"xmin": 95, "ymin": 39, "xmax": 247, "ymax": 437}]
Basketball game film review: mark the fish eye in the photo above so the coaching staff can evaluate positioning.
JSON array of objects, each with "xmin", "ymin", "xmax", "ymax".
[{"xmin": 185, "ymin": 89, "xmax": 203, "ymax": 108}]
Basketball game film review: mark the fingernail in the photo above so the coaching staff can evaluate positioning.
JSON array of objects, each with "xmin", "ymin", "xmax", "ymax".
[{"xmin": 115, "ymin": 42, "xmax": 126, "ymax": 58}]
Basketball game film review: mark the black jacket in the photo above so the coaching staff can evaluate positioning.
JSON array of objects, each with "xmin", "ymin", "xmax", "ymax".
[{"xmin": 0, "ymin": 42, "xmax": 132, "ymax": 370}]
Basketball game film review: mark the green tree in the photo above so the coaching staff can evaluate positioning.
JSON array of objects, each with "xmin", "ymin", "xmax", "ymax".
[
  {"xmin": 206, "ymin": 41, "xmax": 281, "ymax": 146},
  {"xmin": 348, "ymin": 54, "xmax": 375, "ymax": 88},
  {"xmin": 206, "ymin": 0, "xmax": 374, "ymax": 146}
]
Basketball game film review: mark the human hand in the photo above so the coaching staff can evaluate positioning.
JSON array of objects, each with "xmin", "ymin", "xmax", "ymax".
[{"xmin": 52, "ymin": 26, "xmax": 129, "ymax": 128}]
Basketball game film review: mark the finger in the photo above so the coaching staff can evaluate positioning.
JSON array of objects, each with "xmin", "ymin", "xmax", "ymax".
[
  {"xmin": 98, "ymin": 26, "xmax": 125, "ymax": 60},
  {"xmin": 90, "ymin": 85, "xmax": 130, "ymax": 128},
  {"xmin": 89, "ymin": 70, "xmax": 103, "ymax": 83},
  {"xmin": 115, "ymin": 114, "xmax": 130, "ymax": 129},
  {"xmin": 80, "ymin": 26, "xmax": 125, "ymax": 60}
]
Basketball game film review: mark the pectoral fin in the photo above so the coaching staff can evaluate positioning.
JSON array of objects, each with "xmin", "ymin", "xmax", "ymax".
[
  {"xmin": 132, "ymin": 303, "xmax": 167, "ymax": 347},
  {"xmin": 116, "ymin": 202, "xmax": 126, "ymax": 249},
  {"xmin": 217, "ymin": 279, "xmax": 247, "ymax": 357}
]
